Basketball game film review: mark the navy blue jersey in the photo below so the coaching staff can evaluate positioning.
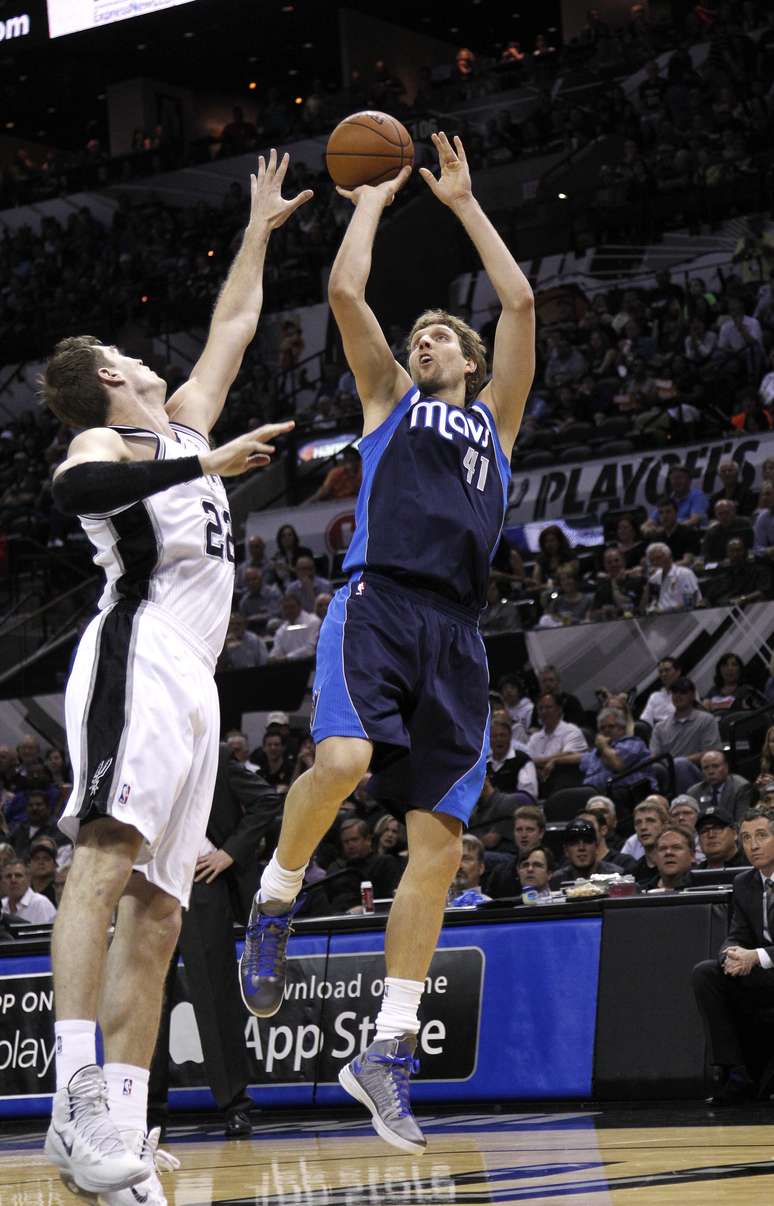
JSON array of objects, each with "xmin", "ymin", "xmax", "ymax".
[{"xmin": 342, "ymin": 386, "xmax": 511, "ymax": 612}]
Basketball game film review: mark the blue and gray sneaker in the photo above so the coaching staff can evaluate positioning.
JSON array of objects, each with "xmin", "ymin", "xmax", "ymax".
[
  {"xmin": 338, "ymin": 1034, "xmax": 426, "ymax": 1155},
  {"xmin": 239, "ymin": 896, "xmax": 296, "ymax": 1018}
]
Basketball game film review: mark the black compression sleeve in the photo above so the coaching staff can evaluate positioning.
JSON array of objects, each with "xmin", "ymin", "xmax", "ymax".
[{"xmin": 52, "ymin": 455, "xmax": 203, "ymax": 516}]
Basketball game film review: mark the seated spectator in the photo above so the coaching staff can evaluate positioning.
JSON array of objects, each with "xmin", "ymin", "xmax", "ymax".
[
  {"xmin": 289, "ymin": 735, "xmax": 316, "ymax": 786},
  {"xmin": 1, "ymin": 858, "xmax": 56, "ymax": 923},
  {"xmin": 684, "ymin": 317, "xmax": 717, "ymax": 365},
  {"xmin": 669, "ymin": 793, "xmax": 704, "ymax": 861},
  {"xmin": 268, "ymin": 594, "xmax": 321, "ymax": 661},
  {"xmin": 542, "ymin": 564, "xmax": 592, "ymax": 625},
  {"xmin": 578, "ymin": 804, "xmax": 637, "ymax": 871},
  {"xmin": 526, "ymin": 692, "xmax": 588, "ymax": 797},
  {"xmin": 373, "ymin": 815, "xmax": 406, "ymax": 861},
  {"xmin": 268, "ymin": 523, "xmax": 313, "ymax": 589},
  {"xmin": 11, "ymin": 789, "xmax": 66, "ymax": 858},
  {"xmin": 325, "ymin": 818, "xmax": 403, "ymax": 912},
  {"xmin": 481, "ymin": 575, "xmax": 523, "ymax": 634},
  {"xmin": 687, "ymin": 749, "xmax": 755, "ymax": 822},
  {"xmin": 285, "ymin": 555, "xmax": 332, "ymax": 615},
  {"xmin": 549, "ymin": 817, "xmax": 620, "ymax": 888},
  {"xmin": 709, "ymin": 461, "xmax": 757, "ymax": 519},
  {"xmin": 308, "ymin": 446, "xmax": 362, "ymax": 502},
  {"xmin": 646, "ymin": 498, "xmax": 701, "ymax": 564},
  {"xmin": 701, "ymin": 500, "xmax": 753, "ymax": 564},
  {"xmin": 315, "ymin": 592, "xmax": 332, "ymax": 623},
  {"xmin": 513, "ymin": 804, "xmax": 546, "ymax": 857},
  {"xmin": 254, "ymin": 729, "xmax": 295, "ymax": 796},
  {"xmin": 753, "ymin": 482, "xmax": 774, "ymax": 556},
  {"xmin": 590, "ymin": 547, "xmax": 644, "ymax": 620},
  {"xmin": 580, "ymin": 707, "xmax": 655, "ymax": 794},
  {"xmin": 448, "ymin": 834, "xmax": 492, "ymax": 906},
  {"xmin": 650, "ymin": 677, "xmax": 720, "ymax": 792},
  {"xmin": 218, "ymin": 613, "xmax": 268, "ymax": 670},
  {"xmin": 226, "ymin": 729, "xmax": 261, "ymax": 774},
  {"xmin": 497, "ymin": 674, "xmax": 533, "ymax": 737},
  {"xmin": 536, "ymin": 665, "xmax": 586, "ymax": 727},
  {"xmin": 703, "ymin": 537, "xmax": 773, "ymax": 606},
  {"xmin": 645, "ymin": 543, "xmax": 702, "ymax": 612},
  {"xmin": 488, "ymin": 711, "xmax": 537, "ymax": 798},
  {"xmin": 702, "ymin": 654, "xmax": 762, "ymax": 713},
  {"xmin": 28, "ymin": 836, "xmax": 58, "ymax": 905},
  {"xmin": 639, "ymin": 656, "xmax": 681, "ymax": 729},
  {"xmin": 695, "ymin": 807, "xmax": 748, "ymax": 870},
  {"xmin": 530, "ymin": 527, "xmax": 574, "ymax": 588},
  {"xmin": 757, "ymin": 724, "xmax": 774, "ymax": 796},
  {"xmin": 517, "ymin": 846, "xmax": 554, "ymax": 901},
  {"xmin": 469, "ymin": 771, "xmax": 529, "ymax": 855},
  {"xmin": 235, "ymin": 534, "xmax": 269, "ymax": 591},
  {"xmin": 613, "ymin": 513, "xmax": 648, "ymax": 571},
  {"xmin": 625, "ymin": 798, "xmax": 670, "ymax": 885},
  {"xmin": 644, "ymin": 464, "xmax": 708, "ymax": 530},
  {"xmin": 692, "ymin": 810, "xmax": 774, "ymax": 1105},
  {"xmin": 238, "ymin": 567, "xmax": 282, "ymax": 633},
  {"xmin": 652, "ymin": 826, "xmax": 695, "ymax": 889},
  {"xmin": 545, "ymin": 337, "xmax": 587, "ymax": 387}
]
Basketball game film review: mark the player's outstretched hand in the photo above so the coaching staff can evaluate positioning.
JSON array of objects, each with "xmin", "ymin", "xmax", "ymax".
[
  {"xmin": 248, "ymin": 150, "xmax": 313, "ymax": 231},
  {"xmin": 200, "ymin": 421, "xmax": 295, "ymax": 477},
  {"xmin": 335, "ymin": 164, "xmax": 411, "ymax": 208},
  {"xmin": 419, "ymin": 132, "xmax": 473, "ymax": 209}
]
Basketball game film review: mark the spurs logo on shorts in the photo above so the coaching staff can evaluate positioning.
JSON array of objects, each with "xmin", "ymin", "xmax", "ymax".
[{"xmin": 88, "ymin": 757, "xmax": 113, "ymax": 798}]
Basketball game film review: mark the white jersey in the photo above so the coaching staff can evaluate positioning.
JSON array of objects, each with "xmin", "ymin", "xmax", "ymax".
[{"xmin": 79, "ymin": 422, "xmax": 234, "ymax": 667}]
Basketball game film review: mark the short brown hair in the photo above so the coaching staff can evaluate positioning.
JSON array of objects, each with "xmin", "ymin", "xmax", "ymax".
[
  {"xmin": 42, "ymin": 336, "xmax": 110, "ymax": 428},
  {"xmin": 406, "ymin": 309, "xmax": 487, "ymax": 402},
  {"xmin": 656, "ymin": 825, "xmax": 693, "ymax": 851},
  {"xmin": 514, "ymin": 804, "xmax": 545, "ymax": 830}
]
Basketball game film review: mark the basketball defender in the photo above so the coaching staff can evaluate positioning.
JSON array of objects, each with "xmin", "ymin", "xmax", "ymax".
[
  {"xmin": 42, "ymin": 152, "xmax": 311, "ymax": 1203},
  {"xmin": 240, "ymin": 133, "xmax": 535, "ymax": 1151}
]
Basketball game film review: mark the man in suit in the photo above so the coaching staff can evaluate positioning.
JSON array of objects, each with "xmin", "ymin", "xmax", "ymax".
[
  {"xmin": 687, "ymin": 750, "xmax": 755, "ymax": 823},
  {"xmin": 692, "ymin": 809, "xmax": 774, "ymax": 1103},
  {"xmin": 150, "ymin": 743, "xmax": 281, "ymax": 1136}
]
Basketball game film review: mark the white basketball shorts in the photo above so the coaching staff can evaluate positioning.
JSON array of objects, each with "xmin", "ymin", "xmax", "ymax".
[{"xmin": 59, "ymin": 601, "xmax": 220, "ymax": 906}]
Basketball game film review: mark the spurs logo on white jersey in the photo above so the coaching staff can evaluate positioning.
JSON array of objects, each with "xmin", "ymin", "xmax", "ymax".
[{"xmin": 88, "ymin": 757, "xmax": 113, "ymax": 798}]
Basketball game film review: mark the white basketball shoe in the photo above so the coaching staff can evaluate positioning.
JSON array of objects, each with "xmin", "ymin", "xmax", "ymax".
[
  {"xmin": 101, "ymin": 1128, "xmax": 180, "ymax": 1206},
  {"xmin": 44, "ymin": 1065, "xmax": 149, "ymax": 1198}
]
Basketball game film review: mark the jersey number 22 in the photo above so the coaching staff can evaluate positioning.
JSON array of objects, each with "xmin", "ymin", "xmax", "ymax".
[{"xmin": 202, "ymin": 500, "xmax": 235, "ymax": 563}]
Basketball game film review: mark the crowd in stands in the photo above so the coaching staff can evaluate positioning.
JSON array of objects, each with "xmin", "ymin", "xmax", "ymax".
[{"xmin": 5, "ymin": 646, "xmax": 774, "ymax": 921}]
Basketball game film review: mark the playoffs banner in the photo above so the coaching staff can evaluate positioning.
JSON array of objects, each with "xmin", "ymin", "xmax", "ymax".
[
  {"xmin": 0, "ymin": 966, "xmax": 55, "ymax": 1098},
  {"xmin": 247, "ymin": 433, "xmax": 774, "ymax": 560}
]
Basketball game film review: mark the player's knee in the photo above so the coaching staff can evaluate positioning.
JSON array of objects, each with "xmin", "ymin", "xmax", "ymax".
[{"xmin": 311, "ymin": 738, "xmax": 372, "ymax": 800}]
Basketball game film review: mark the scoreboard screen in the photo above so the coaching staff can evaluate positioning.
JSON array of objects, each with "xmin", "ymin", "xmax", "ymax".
[{"xmin": 47, "ymin": 0, "xmax": 198, "ymax": 39}]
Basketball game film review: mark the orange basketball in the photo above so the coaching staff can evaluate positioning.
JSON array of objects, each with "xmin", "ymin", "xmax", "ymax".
[{"xmin": 325, "ymin": 111, "xmax": 414, "ymax": 189}]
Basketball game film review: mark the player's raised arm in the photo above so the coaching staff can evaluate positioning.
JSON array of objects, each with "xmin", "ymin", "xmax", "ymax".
[
  {"xmin": 328, "ymin": 168, "xmax": 413, "ymax": 429},
  {"xmin": 166, "ymin": 150, "xmax": 312, "ymax": 437},
  {"xmin": 420, "ymin": 132, "xmax": 534, "ymax": 453}
]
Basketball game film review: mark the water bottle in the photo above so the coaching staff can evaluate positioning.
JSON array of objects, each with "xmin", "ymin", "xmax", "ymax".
[{"xmin": 522, "ymin": 887, "xmax": 540, "ymax": 905}]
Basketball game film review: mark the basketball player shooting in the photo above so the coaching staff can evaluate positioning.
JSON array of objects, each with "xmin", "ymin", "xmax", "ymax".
[
  {"xmin": 240, "ymin": 132, "xmax": 535, "ymax": 1152},
  {"xmin": 40, "ymin": 151, "xmax": 311, "ymax": 1203}
]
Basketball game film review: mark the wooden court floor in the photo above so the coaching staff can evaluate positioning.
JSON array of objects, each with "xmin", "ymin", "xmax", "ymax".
[{"xmin": 2, "ymin": 1106, "xmax": 774, "ymax": 1205}]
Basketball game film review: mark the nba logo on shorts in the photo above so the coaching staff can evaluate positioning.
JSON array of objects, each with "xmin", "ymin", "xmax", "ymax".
[
  {"xmin": 118, "ymin": 783, "xmax": 131, "ymax": 806},
  {"xmin": 356, "ymin": 580, "xmax": 365, "ymax": 596},
  {"xmin": 122, "ymin": 1078, "xmax": 133, "ymax": 1095}
]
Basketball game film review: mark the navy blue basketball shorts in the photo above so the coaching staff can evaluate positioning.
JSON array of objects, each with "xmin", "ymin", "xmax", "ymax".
[{"xmin": 311, "ymin": 572, "xmax": 490, "ymax": 826}]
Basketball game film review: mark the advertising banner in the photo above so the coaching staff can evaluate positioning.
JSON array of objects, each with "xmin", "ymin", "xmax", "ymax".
[
  {"xmin": 247, "ymin": 432, "xmax": 774, "ymax": 560},
  {"xmin": 0, "ymin": 918, "xmax": 601, "ymax": 1115},
  {"xmin": 47, "ymin": 0, "xmax": 197, "ymax": 39}
]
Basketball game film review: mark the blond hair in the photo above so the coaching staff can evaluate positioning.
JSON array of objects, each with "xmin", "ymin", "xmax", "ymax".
[{"xmin": 406, "ymin": 309, "xmax": 488, "ymax": 402}]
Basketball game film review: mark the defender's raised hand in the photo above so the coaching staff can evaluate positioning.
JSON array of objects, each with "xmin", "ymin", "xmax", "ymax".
[
  {"xmin": 335, "ymin": 164, "xmax": 412, "ymax": 208},
  {"xmin": 200, "ymin": 421, "xmax": 295, "ymax": 475},
  {"xmin": 249, "ymin": 149, "xmax": 313, "ymax": 231},
  {"xmin": 419, "ymin": 132, "xmax": 473, "ymax": 209}
]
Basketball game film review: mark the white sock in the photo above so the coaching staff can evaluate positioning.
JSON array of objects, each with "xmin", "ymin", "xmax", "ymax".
[
  {"xmin": 259, "ymin": 853, "xmax": 307, "ymax": 906},
  {"xmin": 54, "ymin": 1019, "xmax": 97, "ymax": 1089},
  {"xmin": 375, "ymin": 977, "xmax": 423, "ymax": 1041},
  {"xmin": 104, "ymin": 1063, "xmax": 149, "ymax": 1134}
]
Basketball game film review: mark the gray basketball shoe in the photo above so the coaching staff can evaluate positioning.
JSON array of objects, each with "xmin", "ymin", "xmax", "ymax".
[
  {"xmin": 338, "ymin": 1033, "xmax": 426, "ymax": 1154},
  {"xmin": 239, "ymin": 895, "xmax": 298, "ymax": 1017},
  {"xmin": 44, "ymin": 1065, "xmax": 149, "ymax": 1197}
]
